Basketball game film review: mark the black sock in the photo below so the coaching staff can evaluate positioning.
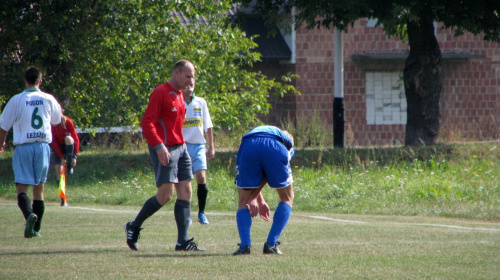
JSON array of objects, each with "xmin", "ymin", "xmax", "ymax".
[
  {"xmin": 197, "ymin": 184, "xmax": 208, "ymax": 214},
  {"xmin": 32, "ymin": 200, "xmax": 45, "ymax": 232},
  {"xmin": 17, "ymin": 192, "xmax": 32, "ymax": 220},
  {"xmin": 65, "ymin": 144, "xmax": 74, "ymax": 168},
  {"xmin": 174, "ymin": 199, "xmax": 191, "ymax": 244},
  {"xmin": 133, "ymin": 196, "xmax": 162, "ymax": 227}
]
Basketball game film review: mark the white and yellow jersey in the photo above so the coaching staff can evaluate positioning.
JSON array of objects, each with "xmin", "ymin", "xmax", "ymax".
[
  {"xmin": 183, "ymin": 95, "xmax": 213, "ymax": 144},
  {"xmin": 0, "ymin": 88, "xmax": 62, "ymax": 145}
]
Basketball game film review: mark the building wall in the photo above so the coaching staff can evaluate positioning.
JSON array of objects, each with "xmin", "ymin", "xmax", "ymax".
[
  {"xmin": 438, "ymin": 30, "xmax": 500, "ymax": 141},
  {"xmin": 249, "ymin": 62, "xmax": 296, "ymax": 126},
  {"xmin": 290, "ymin": 19, "xmax": 499, "ymax": 146}
]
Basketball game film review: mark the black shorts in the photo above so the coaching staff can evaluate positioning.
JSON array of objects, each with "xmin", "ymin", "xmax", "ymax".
[
  {"xmin": 148, "ymin": 143, "xmax": 193, "ymax": 186},
  {"xmin": 51, "ymin": 145, "xmax": 67, "ymax": 165}
]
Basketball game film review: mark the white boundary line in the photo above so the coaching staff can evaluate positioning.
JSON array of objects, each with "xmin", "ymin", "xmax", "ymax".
[
  {"xmin": 301, "ymin": 214, "xmax": 500, "ymax": 232},
  {"xmin": 304, "ymin": 215, "xmax": 367, "ymax": 224},
  {"xmin": 1, "ymin": 203, "xmax": 499, "ymax": 232},
  {"xmin": 412, "ymin": 223, "xmax": 500, "ymax": 232}
]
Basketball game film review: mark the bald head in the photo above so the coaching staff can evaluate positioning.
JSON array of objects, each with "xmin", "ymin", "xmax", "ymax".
[{"xmin": 169, "ymin": 60, "xmax": 195, "ymax": 91}]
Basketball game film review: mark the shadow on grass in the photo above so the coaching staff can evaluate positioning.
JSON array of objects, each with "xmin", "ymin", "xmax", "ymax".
[
  {"xmin": 136, "ymin": 252, "xmax": 228, "ymax": 258},
  {"xmin": 0, "ymin": 249, "xmax": 228, "ymax": 258},
  {"xmin": 0, "ymin": 248, "xmax": 123, "ymax": 256}
]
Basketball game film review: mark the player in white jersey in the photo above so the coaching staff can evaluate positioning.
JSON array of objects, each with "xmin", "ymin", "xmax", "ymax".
[
  {"xmin": 182, "ymin": 81, "xmax": 215, "ymax": 224},
  {"xmin": 0, "ymin": 66, "xmax": 62, "ymax": 238}
]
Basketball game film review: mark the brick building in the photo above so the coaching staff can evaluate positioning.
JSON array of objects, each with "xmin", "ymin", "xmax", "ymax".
[{"xmin": 251, "ymin": 18, "xmax": 499, "ymax": 146}]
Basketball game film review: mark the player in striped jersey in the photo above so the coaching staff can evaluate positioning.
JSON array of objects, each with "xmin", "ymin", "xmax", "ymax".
[{"xmin": 182, "ymin": 81, "xmax": 215, "ymax": 224}]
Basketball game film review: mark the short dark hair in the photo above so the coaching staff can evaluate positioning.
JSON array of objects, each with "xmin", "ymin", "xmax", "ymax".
[
  {"xmin": 173, "ymin": 60, "xmax": 193, "ymax": 72},
  {"xmin": 24, "ymin": 66, "xmax": 42, "ymax": 86}
]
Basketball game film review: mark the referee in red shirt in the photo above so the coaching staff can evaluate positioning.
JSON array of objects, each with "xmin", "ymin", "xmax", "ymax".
[{"xmin": 125, "ymin": 60, "xmax": 205, "ymax": 252}]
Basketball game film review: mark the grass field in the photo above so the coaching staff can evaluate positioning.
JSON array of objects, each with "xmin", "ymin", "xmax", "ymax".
[
  {"xmin": 0, "ymin": 142, "xmax": 499, "ymax": 279},
  {"xmin": 2, "ymin": 142, "xmax": 499, "ymax": 220},
  {"xmin": 1, "ymin": 201, "xmax": 499, "ymax": 279}
]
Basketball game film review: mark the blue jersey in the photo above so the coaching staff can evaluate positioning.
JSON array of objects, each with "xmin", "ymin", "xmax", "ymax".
[{"xmin": 242, "ymin": 126, "xmax": 294, "ymax": 157}]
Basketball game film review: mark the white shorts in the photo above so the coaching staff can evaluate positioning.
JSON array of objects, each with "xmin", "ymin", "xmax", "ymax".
[{"xmin": 12, "ymin": 142, "xmax": 51, "ymax": 186}]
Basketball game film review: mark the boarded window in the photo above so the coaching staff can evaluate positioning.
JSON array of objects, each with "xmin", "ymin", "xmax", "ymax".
[{"xmin": 365, "ymin": 71, "xmax": 407, "ymax": 125}]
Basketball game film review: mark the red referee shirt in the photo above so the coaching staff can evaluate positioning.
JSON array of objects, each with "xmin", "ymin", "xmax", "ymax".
[
  {"xmin": 51, "ymin": 117, "xmax": 80, "ymax": 159},
  {"xmin": 141, "ymin": 82, "xmax": 186, "ymax": 147}
]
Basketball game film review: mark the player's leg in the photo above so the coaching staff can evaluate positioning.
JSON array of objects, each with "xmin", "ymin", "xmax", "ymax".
[
  {"xmin": 174, "ymin": 179, "xmax": 192, "ymax": 246},
  {"xmin": 195, "ymin": 169, "xmax": 209, "ymax": 224},
  {"xmin": 31, "ymin": 142, "xmax": 50, "ymax": 236},
  {"xmin": 174, "ymin": 179, "xmax": 206, "ymax": 251},
  {"xmin": 233, "ymin": 188, "xmax": 254, "ymax": 255},
  {"xmin": 31, "ymin": 182, "xmax": 45, "ymax": 237},
  {"xmin": 233, "ymin": 138, "xmax": 264, "ymax": 255},
  {"xmin": 174, "ymin": 144, "xmax": 204, "ymax": 251},
  {"xmin": 187, "ymin": 143, "xmax": 210, "ymax": 224},
  {"xmin": 137, "ymin": 182, "xmax": 174, "ymax": 226},
  {"xmin": 125, "ymin": 182, "xmax": 174, "ymax": 251},
  {"xmin": 16, "ymin": 183, "xmax": 37, "ymax": 238},
  {"xmin": 125, "ymin": 145, "xmax": 175, "ymax": 251},
  {"xmin": 13, "ymin": 142, "xmax": 48, "ymax": 238},
  {"xmin": 13, "ymin": 144, "xmax": 35, "ymax": 221},
  {"xmin": 264, "ymin": 184, "xmax": 294, "ymax": 254},
  {"xmin": 64, "ymin": 135, "xmax": 75, "ymax": 174},
  {"xmin": 261, "ymin": 139, "xmax": 294, "ymax": 254}
]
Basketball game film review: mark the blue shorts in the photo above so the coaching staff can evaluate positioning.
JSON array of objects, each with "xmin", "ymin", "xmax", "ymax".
[
  {"xmin": 235, "ymin": 137, "xmax": 293, "ymax": 189},
  {"xmin": 186, "ymin": 143, "xmax": 207, "ymax": 174},
  {"xmin": 148, "ymin": 144, "xmax": 193, "ymax": 186},
  {"xmin": 12, "ymin": 142, "xmax": 51, "ymax": 186}
]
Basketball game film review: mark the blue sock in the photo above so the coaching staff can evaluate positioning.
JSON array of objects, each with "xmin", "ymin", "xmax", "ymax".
[
  {"xmin": 267, "ymin": 202, "xmax": 292, "ymax": 246},
  {"xmin": 236, "ymin": 209, "xmax": 252, "ymax": 248}
]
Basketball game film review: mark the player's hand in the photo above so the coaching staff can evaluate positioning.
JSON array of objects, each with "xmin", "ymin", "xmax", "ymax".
[
  {"xmin": 247, "ymin": 199, "xmax": 259, "ymax": 218},
  {"xmin": 258, "ymin": 202, "xmax": 270, "ymax": 221},
  {"xmin": 157, "ymin": 146, "xmax": 171, "ymax": 166},
  {"xmin": 206, "ymin": 146, "xmax": 215, "ymax": 160},
  {"xmin": 0, "ymin": 142, "xmax": 5, "ymax": 153}
]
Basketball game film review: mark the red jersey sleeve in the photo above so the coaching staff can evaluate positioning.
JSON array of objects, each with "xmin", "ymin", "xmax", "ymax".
[
  {"xmin": 141, "ymin": 87, "xmax": 164, "ymax": 147},
  {"xmin": 51, "ymin": 125, "xmax": 65, "ymax": 159}
]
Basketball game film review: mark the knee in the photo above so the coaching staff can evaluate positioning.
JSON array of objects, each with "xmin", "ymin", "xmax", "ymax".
[
  {"xmin": 195, "ymin": 171, "xmax": 206, "ymax": 184},
  {"xmin": 278, "ymin": 186, "xmax": 294, "ymax": 206},
  {"xmin": 156, "ymin": 192, "xmax": 173, "ymax": 205},
  {"xmin": 281, "ymin": 197, "xmax": 294, "ymax": 207},
  {"xmin": 65, "ymin": 136, "xmax": 74, "ymax": 145},
  {"xmin": 177, "ymin": 186, "xmax": 192, "ymax": 201}
]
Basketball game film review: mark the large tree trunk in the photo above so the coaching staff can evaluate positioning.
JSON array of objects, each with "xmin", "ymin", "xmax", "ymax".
[{"xmin": 403, "ymin": 9, "xmax": 442, "ymax": 146}]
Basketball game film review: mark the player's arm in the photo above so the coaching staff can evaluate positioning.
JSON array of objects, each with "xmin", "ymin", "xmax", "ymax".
[
  {"xmin": 247, "ymin": 178, "xmax": 270, "ymax": 221},
  {"xmin": 0, "ymin": 128, "xmax": 8, "ymax": 153},
  {"xmin": 67, "ymin": 119, "xmax": 80, "ymax": 155},
  {"xmin": 205, "ymin": 127, "xmax": 215, "ymax": 160},
  {"xmin": 256, "ymin": 192, "xmax": 270, "ymax": 221},
  {"xmin": 0, "ymin": 96, "xmax": 17, "ymax": 152},
  {"xmin": 203, "ymin": 100, "xmax": 215, "ymax": 160},
  {"xmin": 51, "ymin": 126, "xmax": 65, "ymax": 160},
  {"xmin": 141, "ymin": 91, "xmax": 171, "ymax": 166},
  {"xmin": 50, "ymin": 98, "xmax": 63, "ymax": 125}
]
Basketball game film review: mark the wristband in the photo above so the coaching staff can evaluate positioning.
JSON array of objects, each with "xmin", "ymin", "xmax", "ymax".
[{"xmin": 154, "ymin": 143, "xmax": 165, "ymax": 151}]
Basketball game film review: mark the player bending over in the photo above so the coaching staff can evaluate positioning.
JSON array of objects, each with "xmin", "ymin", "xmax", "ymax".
[{"xmin": 233, "ymin": 125, "xmax": 295, "ymax": 255}]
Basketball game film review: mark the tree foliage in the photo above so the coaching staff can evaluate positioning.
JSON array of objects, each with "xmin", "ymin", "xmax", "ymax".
[
  {"xmin": 239, "ymin": 0, "xmax": 499, "ymax": 145},
  {"xmin": 0, "ymin": 0, "xmax": 298, "ymax": 131},
  {"xmin": 241, "ymin": 0, "xmax": 500, "ymax": 42}
]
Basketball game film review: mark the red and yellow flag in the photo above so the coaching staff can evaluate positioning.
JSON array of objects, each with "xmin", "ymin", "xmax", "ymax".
[{"xmin": 58, "ymin": 165, "xmax": 67, "ymax": 205}]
